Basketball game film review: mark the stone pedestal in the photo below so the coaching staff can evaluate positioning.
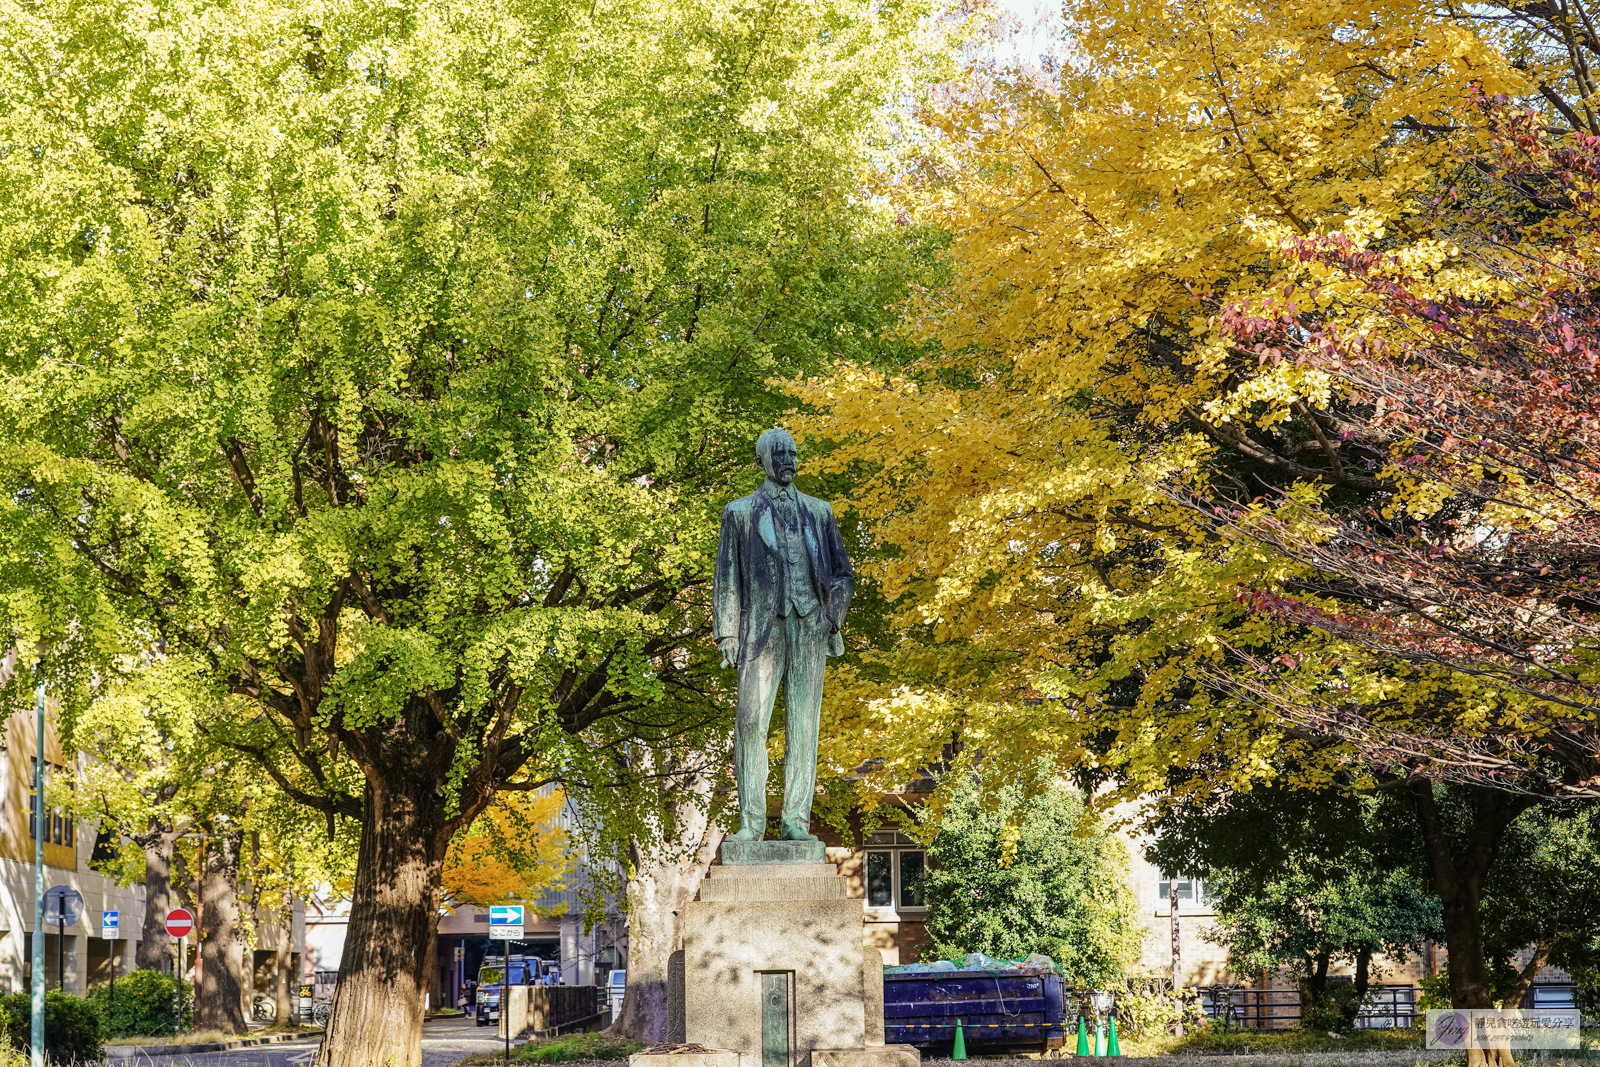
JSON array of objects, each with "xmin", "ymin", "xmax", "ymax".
[{"xmin": 685, "ymin": 843, "xmax": 918, "ymax": 1067}]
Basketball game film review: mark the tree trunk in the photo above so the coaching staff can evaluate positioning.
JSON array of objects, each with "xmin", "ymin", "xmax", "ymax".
[
  {"xmin": 1309, "ymin": 948, "xmax": 1330, "ymax": 997},
  {"xmin": 241, "ymin": 942, "xmax": 254, "ymax": 1025},
  {"xmin": 1170, "ymin": 878, "xmax": 1182, "ymax": 1039},
  {"xmin": 610, "ymin": 770, "xmax": 725, "ymax": 1043},
  {"xmin": 136, "ymin": 826, "xmax": 177, "ymax": 971},
  {"xmin": 313, "ymin": 764, "xmax": 452, "ymax": 1067},
  {"xmin": 1333, "ymin": 947, "xmax": 1374, "ymax": 1029},
  {"xmin": 1502, "ymin": 936, "xmax": 1556, "ymax": 1012},
  {"xmin": 1409, "ymin": 783, "xmax": 1538, "ymax": 1067},
  {"xmin": 1353, "ymin": 948, "xmax": 1372, "ymax": 1002},
  {"xmin": 196, "ymin": 827, "xmax": 248, "ymax": 1033},
  {"xmin": 274, "ymin": 886, "xmax": 295, "ymax": 1027}
]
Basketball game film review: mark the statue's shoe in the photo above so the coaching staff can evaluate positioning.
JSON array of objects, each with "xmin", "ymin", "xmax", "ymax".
[
  {"xmin": 779, "ymin": 822, "xmax": 818, "ymax": 842},
  {"xmin": 728, "ymin": 825, "xmax": 764, "ymax": 842}
]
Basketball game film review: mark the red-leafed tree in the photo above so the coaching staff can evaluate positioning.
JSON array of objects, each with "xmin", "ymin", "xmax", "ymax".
[
  {"xmin": 1206, "ymin": 96, "xmax": 1600, "ymax": 795},
  {"xmin": 1175, "ymin": 98, "xmax": 1600, "ymax": 1043}
]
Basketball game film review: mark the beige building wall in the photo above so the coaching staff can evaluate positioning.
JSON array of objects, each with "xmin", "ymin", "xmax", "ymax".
[
  {"xmin": 1108, "ymin": 801, "xmax": 1439, "ymax": 997},
  {"xmin": 0, "ymin": 672, "xmax": 148, "ymax": 994}
]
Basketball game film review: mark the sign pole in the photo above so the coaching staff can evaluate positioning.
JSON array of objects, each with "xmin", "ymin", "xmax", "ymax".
[
  {"xmin": 163, "ymin": 909, "xmax": 194, "ymax": 1032},
  {"xmin": 103, "ymin": 912, "xmax": 119, "ymax": 1017},
  {"xmin": 504, "ymin": 938, "xmax": 510, "ymax": 1065},
  {"xmin": 31, "ymin": 680, "xmax": 45, "ymax": 1067}
]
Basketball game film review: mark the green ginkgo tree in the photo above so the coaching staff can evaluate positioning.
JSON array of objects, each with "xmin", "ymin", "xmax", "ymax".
[{"xmin": 0, "ymin": 0, "xmax": 949, "ymax": 1062}]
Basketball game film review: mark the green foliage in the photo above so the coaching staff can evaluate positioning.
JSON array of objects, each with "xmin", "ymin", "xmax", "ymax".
[
  {"xmin": 0, "ymin": 0, "xmax": 954, "ymax": 1024},
  {"xmin": 1111, "ymin": 975, "xmax": 1202, "ymax": 1041},
  {"xmin": 0, "ymin": 991, "xmax": 105, "ymax": 1063},
  {"xmin": 1149, "ymin": 782, "xmax": 1440, "ymax": 1028},
  {"xmin": 1293, "ymin": 979, "xmax": 1368, "ymax": 1034},
  {"xmin": 919, "ymin": 776, "xmax": 1141, "ymax": 988},
  {"xmin": 520, "ymin": 1033, "xmax": 642, "ymax": 1064},
  {"xmin": 83, "ymin": 969, "xmax": 188, "ymax": 1038},
  {"xmin": 1480, "ymin": 802, "xmax": 1600, "ymax": 993},
  {"xmin": 1418, "ymin": 969, "xmax": 1451, "ymax": 1011},
  {"xmin": 1205, "ymin": 863, "xmax": 1441, "ymax": 992}
]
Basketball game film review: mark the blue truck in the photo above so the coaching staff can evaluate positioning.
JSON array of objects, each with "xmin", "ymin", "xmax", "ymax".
[{"xmin": 883, "ymin": 968, "xmax": 1067, "ymax": 1055}]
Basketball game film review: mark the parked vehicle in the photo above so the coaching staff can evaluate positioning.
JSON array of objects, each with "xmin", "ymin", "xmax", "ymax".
[
  {"xmin": 474, "ymin": 956, "xmax": 557, "ymax": 1027},
  {"xmin": 607, "ymin": 970, "xmax": 626, "ymax": 1020},
  {"xmin": 883, "ymin": 969, "xmax": 1065, "ymax": 1055}
]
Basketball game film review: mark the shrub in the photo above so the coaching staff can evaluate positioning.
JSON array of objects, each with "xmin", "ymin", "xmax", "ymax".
[
  {"xmin": 1112, "ymin": 974, "xmax": 1204, "ymax": 1040},
  {"xmin": 920, "ymin": 776, "xmax": 1143, "ymax": 989},
  {"xmin": 1295, "ymin": 979, "xmax": 1365, "ymax": 1033},
  {"xmin": 0, "ymin": 991, "xmax": 105, "ymax": 1062},
  {"xmin": 83, "ymin": 969, "xmax": 188, "ymax": 1038}
]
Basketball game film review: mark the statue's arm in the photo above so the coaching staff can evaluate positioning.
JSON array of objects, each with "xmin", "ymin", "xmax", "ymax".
[{"xmin": 712, "ymin": 505, "xmax": 742, "ymax": 661}]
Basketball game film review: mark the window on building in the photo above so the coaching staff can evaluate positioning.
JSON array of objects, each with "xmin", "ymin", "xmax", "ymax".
[
  {"xmin": 29, "ymin": 761, "xmax": 73, "ymax": 848},
  {"xmin": 863, "ymin": 826, "xmax": 926, "ymax": 912},
  {"xmin": 1156, "ymin": 872, "xmax": 1206, "ymax": 905},
  {"xmin": 898, "ymin": 849, "xmax": 926, "ymax": 908}
]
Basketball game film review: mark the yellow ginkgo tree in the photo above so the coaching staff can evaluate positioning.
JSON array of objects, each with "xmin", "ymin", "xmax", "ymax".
[
  {"xmin": 794, "ymin": 0, "xmax": 1597, "ymax": 1038},
  {"xmin": 799, "ymin": 0, "xmax": 1534, "ymax": 805},
  {"xmin": 442, "ymin": 790, "xmax": 572, "ymax": 909}
]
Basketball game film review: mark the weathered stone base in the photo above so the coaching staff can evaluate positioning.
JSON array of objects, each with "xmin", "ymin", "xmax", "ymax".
[
  {"xmin": 685, "ymin": 896, "xmax": 866, "ymax": 1067},
  {"xmin": 719, "ymin": 839, "xmax": 826, "ymax": 865},
  {"xmin": 811, "ymin": 1046, "xmax": 920, "ymax": 1067},
  {"xmin": 629, "ymin": 1053, "xmax": 740, "ymax": 1067},
  {"xmin": 686, "ymin": 855, "xmax": 916, "ymax": 1067}
]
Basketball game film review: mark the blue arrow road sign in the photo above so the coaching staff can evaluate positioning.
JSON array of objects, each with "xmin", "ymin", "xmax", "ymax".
[
  {"xmin": 488, "ymin": 904, "xmax": 523, "ymax": 939},
  {"xmin": 102, "ymin": 910, "xmax": 118, "ymax": 935}
]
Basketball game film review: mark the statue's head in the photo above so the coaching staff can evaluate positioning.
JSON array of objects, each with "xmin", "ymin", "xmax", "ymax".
[{"xmin": 756, "ymin": 428, "xmax": 798, "ymax": 486}]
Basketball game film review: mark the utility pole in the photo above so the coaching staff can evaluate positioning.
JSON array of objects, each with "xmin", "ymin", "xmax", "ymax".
[{"xmin": 31, "ymin": 677, "xmax": 46, "ymax": 1067}]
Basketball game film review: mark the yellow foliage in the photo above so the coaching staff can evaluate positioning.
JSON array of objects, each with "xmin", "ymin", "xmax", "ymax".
[
  {"xmin": 793, "ymin": 0, "xmax": 1546, "ymax": 806},
  {"xmin": 442, "ymin": 789, "xmax": 571, "ymax": 910}
]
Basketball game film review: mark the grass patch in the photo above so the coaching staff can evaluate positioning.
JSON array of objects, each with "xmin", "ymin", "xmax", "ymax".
[
  {"xmin": 105, "ymin": 1025, "xmax": 324, "ymax": 1046},
  {"xmin": 106, "ymin": 1030, "xmax": 251, "ymax": 1047},
  {"xmin": 458, "ymin": 1032, "xmax": 642, "ymax": 1065},
  {"xmin": 1172, "ymin": 1028, "xmax": 1425, "ymax": 1054}
]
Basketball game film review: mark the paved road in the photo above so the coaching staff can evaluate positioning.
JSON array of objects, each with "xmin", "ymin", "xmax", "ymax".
[{"xmin": 114, "ymin": 1017, "xmax": 521, "ymax": 1067}]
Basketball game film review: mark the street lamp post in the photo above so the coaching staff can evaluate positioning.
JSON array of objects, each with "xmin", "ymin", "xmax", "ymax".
[{"xmin": 31, "ymin": 678, "xmax": 45, "ymax": 1067}]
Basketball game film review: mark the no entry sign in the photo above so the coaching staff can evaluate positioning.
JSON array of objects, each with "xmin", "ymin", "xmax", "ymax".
[{"xmin": 165, "ymin": 908, "xmax": 194, "ymax": 938}]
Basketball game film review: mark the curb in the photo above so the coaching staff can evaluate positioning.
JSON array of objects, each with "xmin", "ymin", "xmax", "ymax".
[{"xmin": 108, "ymin": 1032, "xmax": 325, "ymax": 1058}]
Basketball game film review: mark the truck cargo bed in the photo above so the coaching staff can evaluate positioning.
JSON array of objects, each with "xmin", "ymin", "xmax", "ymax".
[{"xmin": 883, "ymin": 969, "xmax": 1066, "ymax": 1053}]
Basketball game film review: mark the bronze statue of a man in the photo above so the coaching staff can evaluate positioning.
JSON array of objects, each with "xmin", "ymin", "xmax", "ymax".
[{"xmin": 713, "ymin": 429, "xmax": 854, "ymax": 842}]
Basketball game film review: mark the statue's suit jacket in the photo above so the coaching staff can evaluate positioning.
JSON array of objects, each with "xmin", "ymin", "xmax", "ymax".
[{"xmin": 712, "ymin": 486, "xmax": 855, "ymax": 665}]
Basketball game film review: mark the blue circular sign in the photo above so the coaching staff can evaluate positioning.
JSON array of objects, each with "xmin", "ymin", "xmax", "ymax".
[{"xmin": 43, "ymin": 885, "xmax": 84, "ymax": 927}]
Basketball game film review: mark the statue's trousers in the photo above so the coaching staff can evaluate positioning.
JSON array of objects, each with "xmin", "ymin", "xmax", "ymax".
[{"xmin": 734, "ymin": 606, "xmax": 829, "ymax": 829}]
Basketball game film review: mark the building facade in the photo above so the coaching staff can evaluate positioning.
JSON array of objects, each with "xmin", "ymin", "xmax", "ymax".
[{"xmin": 2, "ymin": 653, "xmax": 306, "ymax": 1006}]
